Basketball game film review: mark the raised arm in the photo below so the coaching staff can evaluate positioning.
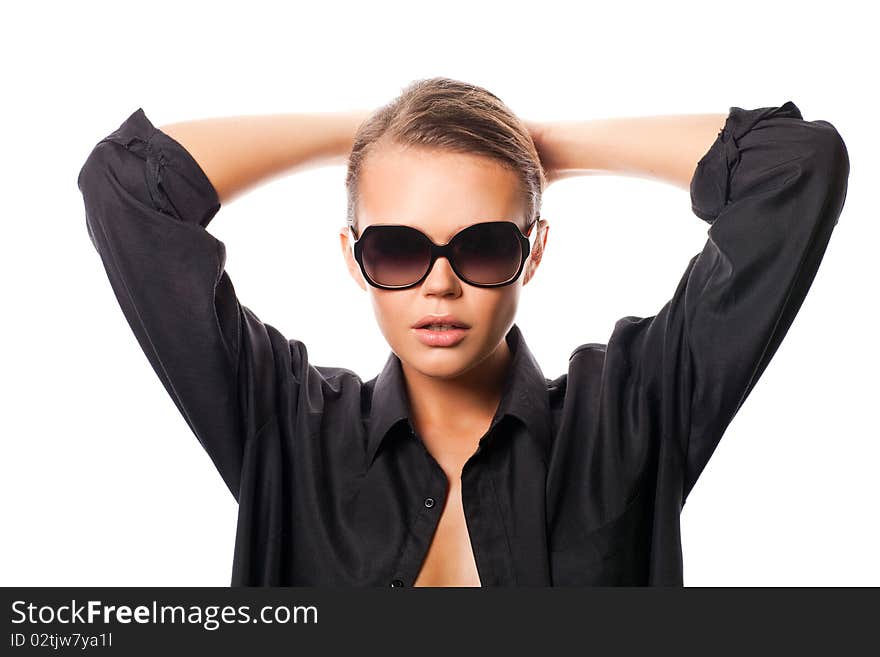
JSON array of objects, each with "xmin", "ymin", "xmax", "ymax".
[
  {"xmin": 159, "ymin": 109, "xmax": 371, "ymax": 203},
  {"xmin": 77, "ymin": 106, "xmax": 366, "ymax": 499},
  {"xmin": 527, "ymin": 111, "xmax": 728, "ymax": 188},
  {"xmin": 536, "ymin": 101, "xmax": 850, "ymax": 503}
]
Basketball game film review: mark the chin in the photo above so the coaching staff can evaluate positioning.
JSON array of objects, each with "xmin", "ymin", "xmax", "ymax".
[
  {"xmin": 414, "ymin": 359, "xmax": 474, "ymax": 380},
  {"xmin": 405, "ymin": 342, "xmax": 478, "ymax": 375}
]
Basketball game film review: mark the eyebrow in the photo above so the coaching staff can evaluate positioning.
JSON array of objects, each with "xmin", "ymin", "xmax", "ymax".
[
  {"xmin": 440, "ymin": 220, "xmax": 516, "ymax": 243},
  {"xmin": 428, "ymin": 219, "xmax": 519, "ymax": 233},
  {"xmin": 367, "ymin": 218, "xmax": 522, "ymax": 243}
]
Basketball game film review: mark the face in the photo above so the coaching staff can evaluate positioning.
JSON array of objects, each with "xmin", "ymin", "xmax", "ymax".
[{"xmin": 339, "ymin": 142, "xmax": 549, "ymax": 380}]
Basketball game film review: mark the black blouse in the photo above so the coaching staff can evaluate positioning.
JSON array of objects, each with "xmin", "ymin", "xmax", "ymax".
[{"xmin": 77, "ymin": 101, "xmax": 849, "ymax": 586}]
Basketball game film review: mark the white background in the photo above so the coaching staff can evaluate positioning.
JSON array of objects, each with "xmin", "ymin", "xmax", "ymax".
[{"xmin": 2, "ymin": 0, "xmax": 876, "ymax": 586}]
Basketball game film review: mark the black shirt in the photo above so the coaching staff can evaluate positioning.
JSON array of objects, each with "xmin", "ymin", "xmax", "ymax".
[{"xmin": 77, "ymin": 101, "xmax": 849, "ymax": 586}]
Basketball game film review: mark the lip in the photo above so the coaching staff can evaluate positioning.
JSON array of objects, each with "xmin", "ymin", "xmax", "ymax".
[
  {"xmin": 412, "ymin": 326, "xmax": 470, "ymax": 347},
  {"xmin": 411, "ymin": 314, "xmax": 471, "ymax": 329}
]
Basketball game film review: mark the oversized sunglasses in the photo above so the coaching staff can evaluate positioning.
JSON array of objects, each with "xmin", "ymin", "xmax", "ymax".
[{"xmin": 350, "ymin": 218, "xmax": 539, "ymax": 290}]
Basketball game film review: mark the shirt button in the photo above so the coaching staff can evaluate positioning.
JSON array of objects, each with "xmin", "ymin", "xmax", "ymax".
[
  {"xmin": 424, "ymin": 497, "xmax": 435, "ymax": 508},
  {"xmin": 390, "ymin": 579, "xmax": 404, "ymax": 587}
]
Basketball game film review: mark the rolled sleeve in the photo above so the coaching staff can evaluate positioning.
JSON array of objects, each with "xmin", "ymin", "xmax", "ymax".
[
  {"xmin": 622, "ymin": 100, "xmax": 850, "ymax": 503},
  {"xmin": 80, "ymin": 107, "xmax": 221, "ymax": 227},
  {"xmin": 77, "ymin": 108, "xmax": 280, "ymax": 500}
]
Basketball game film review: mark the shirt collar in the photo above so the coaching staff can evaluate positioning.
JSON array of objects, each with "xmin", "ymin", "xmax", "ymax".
[{"xmin": 365, "ymin": 323, "xmax": 551, "ymax": 467}]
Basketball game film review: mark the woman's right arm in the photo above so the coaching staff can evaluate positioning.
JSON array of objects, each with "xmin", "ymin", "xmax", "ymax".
[
  {"xmin": 159, "ymin": 109, "xmax": 371, "ymax": 203},
  {"xmin": 76, "ymin": 107, "xmax": 366, "ymax": 500}
]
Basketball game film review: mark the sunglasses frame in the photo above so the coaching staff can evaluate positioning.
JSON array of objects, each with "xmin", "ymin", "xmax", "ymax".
[{"xmin": 349, "ymin": 217, "xmax": 539, "ymax": 290}]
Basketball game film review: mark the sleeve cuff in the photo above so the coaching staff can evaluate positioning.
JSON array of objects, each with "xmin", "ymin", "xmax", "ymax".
[
  {"xmin": 689, "ymin": 100, "xmax": 803, "ymax": 223},
  {"xmin": 102, "ymin": 107, "xmax": 221, "ymax": 227}
]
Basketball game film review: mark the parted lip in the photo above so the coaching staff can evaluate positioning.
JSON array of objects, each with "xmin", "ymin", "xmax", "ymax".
[{"xmin": 412, "ymin": 314, "xmax": 471, "ymax": 329}]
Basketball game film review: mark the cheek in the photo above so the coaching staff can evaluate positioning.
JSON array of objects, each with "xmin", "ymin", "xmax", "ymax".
[
  {"xmin": 477, "ymin": 287, "xmax": 519, "ymax": 313},
  {"xmin": 369, "ymin": 290, "xmax": 411, "ymax": 326},
  {"xmin": 467, "ymin": 288, "xmax": 520, "ymax": 332}
]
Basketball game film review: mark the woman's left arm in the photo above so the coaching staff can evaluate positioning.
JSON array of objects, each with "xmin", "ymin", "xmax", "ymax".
[
  {"xmin": 526, "ymin": 111, "xmax": 727, "ymax": 187},
  {"xmin": 531, "ymin": 102, "xmax": 850, "ymax": 503}
]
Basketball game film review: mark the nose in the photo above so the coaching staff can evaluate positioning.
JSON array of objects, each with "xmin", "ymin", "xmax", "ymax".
[{"xmin": 420, "ymin": 256, "xmax": 462, "ymax": 295}]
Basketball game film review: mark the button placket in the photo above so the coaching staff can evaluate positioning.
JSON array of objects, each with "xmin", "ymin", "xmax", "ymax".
[{"xmin": 390, "ymin": 439, "xmax": 448, "ymax": 587}]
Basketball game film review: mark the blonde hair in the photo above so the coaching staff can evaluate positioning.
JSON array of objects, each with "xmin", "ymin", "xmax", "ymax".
[{"xmin": 345, "ymin": 76, "xmax": 546, "ymax": 234}]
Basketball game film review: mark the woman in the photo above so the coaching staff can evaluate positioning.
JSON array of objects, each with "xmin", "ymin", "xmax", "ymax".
[{"xmin": 77, "ymin": 77, "xmax": 849, "ymax": 586}]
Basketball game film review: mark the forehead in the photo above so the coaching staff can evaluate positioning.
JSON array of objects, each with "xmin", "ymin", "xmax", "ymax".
[{"xmin": 357, "ymin": 143, "xmax": 526, "ymax": 241}]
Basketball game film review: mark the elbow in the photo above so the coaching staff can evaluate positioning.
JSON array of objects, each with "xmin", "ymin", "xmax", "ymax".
[
  {"xmin": 77, "ymin": 142, "xmax": 115, "ymax": 253},
  {"xmin": 77, "ymin": 139, "xmax": 148, "ymax": 207},
  {"xmin": 810, "ymin": 121, "xmax": 850, "ymax": 222},
  {"xmin": 812, "ymin": 120, "xmax": 849, "ymax": 177},
  {"xmin": 77, "ymin": 140, "xmax": 114, "ymax": 197}
]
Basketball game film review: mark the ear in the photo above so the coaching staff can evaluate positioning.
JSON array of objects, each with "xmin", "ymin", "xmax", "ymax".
[
  {"xmin": 339, "ymin": 226, "xmax": 368, "ymax": 292},
  {"xmin": 522, "ymin": 218, "xmax": 549, "ymax": 287}
]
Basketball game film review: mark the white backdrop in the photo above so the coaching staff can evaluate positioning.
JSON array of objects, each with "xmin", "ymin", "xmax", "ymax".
[{"xmin": 2, "ymin": 0, "xmax": 876, "ymax": 586}]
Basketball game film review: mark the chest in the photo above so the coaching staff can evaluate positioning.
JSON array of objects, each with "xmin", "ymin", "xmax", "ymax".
[{"xmin": 412, "ymin": 479, "xmax": 482, "ymax": 587}]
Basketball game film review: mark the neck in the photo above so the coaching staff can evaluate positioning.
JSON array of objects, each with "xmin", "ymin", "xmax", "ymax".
[{"xmin": 401, "ymin": 337, "xmax": 513, "ymax": 458}]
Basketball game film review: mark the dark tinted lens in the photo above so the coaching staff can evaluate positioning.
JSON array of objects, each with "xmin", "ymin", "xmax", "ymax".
[
  {"xmin": 451, "ymin": 222, "xmax": 524, "ymax": 285},
  {"xmin": 361, "ymin": 225, "xmax": 431, "ymax": 287}
]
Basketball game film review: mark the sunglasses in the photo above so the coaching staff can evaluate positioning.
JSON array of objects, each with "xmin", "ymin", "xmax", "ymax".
[{"xmin": 350, "ymin": 218, "xmax": 539, "ymax": 290}]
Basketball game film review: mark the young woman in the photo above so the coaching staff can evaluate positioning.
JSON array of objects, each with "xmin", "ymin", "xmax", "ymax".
[{"xmin": 77, "ymin": 77, "xmax": 849, "ymax": 586}]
